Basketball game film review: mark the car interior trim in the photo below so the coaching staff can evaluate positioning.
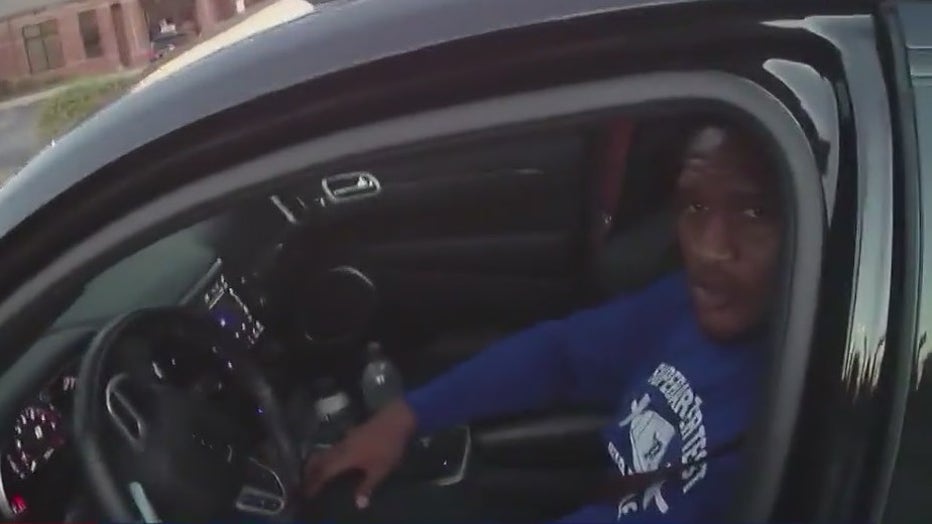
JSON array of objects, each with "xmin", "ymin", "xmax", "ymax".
[
  {"xmin": 432, "ymin": 425, "xmax": 471, "ymax": 487},
  {"xmin": 234, "ymin": 458, "xmax": 287, "ymax": 517},
  {"xmin": 874, "ymin": 4, "xmax": 926, "ymax": 521},
  {"xmin": 179, "ymin": 258, "xmax": 224, "ymax": 306},
  {"xmin": 474, "ymin": 413, "xmax": 611, "ymax": 448},
  {"xmin": 329, "ymin": 266, "xmax": 376, "ymax": 292},
  {"xmin": 103, "ymin": 374, "xmax": 146, "ymax": 451},
  {"xmin": 269, "ymin": 196, "xmax": 299, "ymax": 225},
  {"xmin": 321, "ymin": 171, "xmax": 382, "ymax": 204},
  {"xmin": 0, "ymin": 452, "xmax": 13, "ymax": 519},
  {"xmin": 127, "ymin": 481, "xmax": 160, "ymax": 524}
]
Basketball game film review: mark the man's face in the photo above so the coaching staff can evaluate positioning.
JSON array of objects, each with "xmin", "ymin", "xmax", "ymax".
[{"xmin": 675, "ymin": 126, "xmax": 782, "ymax": 341}]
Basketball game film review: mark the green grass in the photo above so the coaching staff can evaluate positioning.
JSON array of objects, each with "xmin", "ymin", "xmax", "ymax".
[
  {"xmin": 0, "ymin": 75, "xmax": 64, "ymax": 103},
  {"xmin": 37, "ymin": 75, "xmax": 138, "ymax": 141}
]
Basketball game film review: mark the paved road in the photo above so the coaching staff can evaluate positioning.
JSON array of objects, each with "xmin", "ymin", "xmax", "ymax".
[{"xmin": 0, "ymin": 100, "xmax": 41, "ymax": 180}]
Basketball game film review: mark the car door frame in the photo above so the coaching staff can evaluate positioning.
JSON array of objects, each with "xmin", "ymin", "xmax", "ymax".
[
  {"xmin": 0, "ymin": 70, "xmax": 824, "ymax": 522},
  {"xmin": 865, "ymin": 2, "xmax": 931, "ymax": 523}
]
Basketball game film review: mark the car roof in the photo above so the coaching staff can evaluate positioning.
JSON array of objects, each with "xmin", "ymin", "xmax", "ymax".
[{"xmin": 0, "ymin": 0, "xmax": 689, "ymax": 240}]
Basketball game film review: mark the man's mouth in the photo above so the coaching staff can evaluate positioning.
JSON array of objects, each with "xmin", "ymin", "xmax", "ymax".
[{"xmin": 691, "ymin": 282, "xmax": 732, "ymax": 310}]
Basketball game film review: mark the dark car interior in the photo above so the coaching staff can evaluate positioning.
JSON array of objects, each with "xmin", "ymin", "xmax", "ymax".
[{"xmin": 0, "ymin": 113, "xmax": 723, "ymax": 522}]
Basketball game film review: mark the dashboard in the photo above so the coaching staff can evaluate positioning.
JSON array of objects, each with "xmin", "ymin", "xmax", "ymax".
[
  {"xmin": 0, "ymin": 255, "xmax": 271, "ymax": 521},
  {"xmin": 0, "ymin": 370, "xmax": 76, "ymax": 518},
  {"xmin": 0, "ymin": 179, "xmax": 485, "ymax": 521},
  {"xmin": 0, "ymin": 192, "xmax": 318, "ymax": 521}
]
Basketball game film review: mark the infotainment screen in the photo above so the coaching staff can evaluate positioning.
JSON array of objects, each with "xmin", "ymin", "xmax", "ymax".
[{"xmin": 203, "ymin": 273, "xmax": 264, "ymax": 346}]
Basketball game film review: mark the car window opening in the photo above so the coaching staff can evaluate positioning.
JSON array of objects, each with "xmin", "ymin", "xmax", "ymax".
[{"xmin": 0, "ymin": 103, "xmax": 801, "ymax": 524}]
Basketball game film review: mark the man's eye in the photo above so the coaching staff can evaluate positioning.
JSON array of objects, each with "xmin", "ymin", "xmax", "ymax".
[{"xmin": 684, "ymin": 202, "xmax": 705, "ymax": 214}]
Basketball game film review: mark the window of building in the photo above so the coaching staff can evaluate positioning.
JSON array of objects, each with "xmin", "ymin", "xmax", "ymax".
[
  {"xmin": 79, "ymin": 10, "xmax": 103, "ymax": 59},
  {"xmin": 22, "ymin": 20, "xmax": 64, "ymax": 74}
]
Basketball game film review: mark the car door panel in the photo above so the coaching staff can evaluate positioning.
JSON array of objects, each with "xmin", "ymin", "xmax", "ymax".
[
  {"xmin": 371, "ymin": 269, "xmax": 574, "ymax": 327},
  {"xmin": 356, "ymin": 231, "xmax": 574, "ymax": 277},
  {"xmin": 472, "ymin": 412, "xmax": 611, "ymax": 468},
  {"xmin": 316, "ymin": 162, "xmax": 585, "ymax": 242},
  {"xmin": 299, "ymin": 130, "xmax": 591, "ymax": 340}
]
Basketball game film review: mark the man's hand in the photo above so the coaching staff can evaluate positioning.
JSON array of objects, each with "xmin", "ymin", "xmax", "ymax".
[{"xmin": 303, "ymin": 399, "xmax": 417, "ymax": 509}]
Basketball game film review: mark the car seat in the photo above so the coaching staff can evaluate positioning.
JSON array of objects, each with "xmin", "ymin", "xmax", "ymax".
[{"xmin": 586, "ymin": 117, "xmax": 687, "ymax": 302}]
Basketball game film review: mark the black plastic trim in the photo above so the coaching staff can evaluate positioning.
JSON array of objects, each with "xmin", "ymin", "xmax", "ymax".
[{"xmin": 873, "ymin": 1, "xmax": 927, "ymax": 521}]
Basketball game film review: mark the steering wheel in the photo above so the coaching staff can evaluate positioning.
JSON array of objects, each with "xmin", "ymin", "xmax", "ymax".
[{"xmin": 73, "ymin": 307, "xmax": 300, "ymax": 521}]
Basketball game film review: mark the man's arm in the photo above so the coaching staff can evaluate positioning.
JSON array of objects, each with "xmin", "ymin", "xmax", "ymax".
[
  {"xmin": 303, "ymin": 274, "xmax": 685, "ymax": 505},
  {"xmin": 403, "ymin": 283, "xmax": 666, "ymax": 436},
  {"xmin": 406, "ymin": 320, "xmax": 577, "ymax": 435}
]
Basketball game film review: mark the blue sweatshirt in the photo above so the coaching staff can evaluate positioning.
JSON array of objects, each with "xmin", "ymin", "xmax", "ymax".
[{"xmin": 405, "ymin": 272, "xmax": 762, "ymax": 523}]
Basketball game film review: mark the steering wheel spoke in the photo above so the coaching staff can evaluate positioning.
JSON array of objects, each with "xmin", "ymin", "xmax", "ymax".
[
  {"xmin": 128, "ymin": 481, "xmax": 161, "ymax": 523},
  {"xmin": 235, "ymin": 458, "xmax": 287, "ymax": 516},
  {"xmin": 105, "ymin": 374, "xmax": 151, "ymax": 451}
]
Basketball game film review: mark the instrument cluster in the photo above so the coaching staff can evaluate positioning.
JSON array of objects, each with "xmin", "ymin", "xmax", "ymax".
[
  {"xmin": 0, "ymin": 370, "xmax": 77, "ymax": 520},
  {"xmin": 0, "ymin": 235, "xmax": 286, "ymax": 521}
]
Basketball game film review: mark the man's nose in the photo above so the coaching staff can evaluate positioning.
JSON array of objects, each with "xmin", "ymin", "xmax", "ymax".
[{"xmin": 694, "ymin": 215, "xmax": 735, "ymax": 262}]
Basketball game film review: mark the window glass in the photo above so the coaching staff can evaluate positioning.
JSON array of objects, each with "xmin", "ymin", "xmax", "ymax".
[
  {"xmin": 23, "ymin": 38, "xmax": 49, "ymax": 73},
  {"xmin": 21, "ymin": 20, "xmax": 63, "ymax": 74},
  {"xmin": 21, "ymin": 25, "xmax": 39, "ymax": 39},
  {"xmin": 45, "ymin": 35, "xmax": 64, "ymax": 70},
  {"xmin": 39, "ymin": 20, "xmax": 57, "ymax": 36},
  {"xmin": 79, "ymin": 11, "xmax": 103, "ymax": 59}
]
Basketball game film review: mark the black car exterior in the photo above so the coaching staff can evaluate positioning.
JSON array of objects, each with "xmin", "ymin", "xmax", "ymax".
[{"xmin": 0, "ymin": 0, "xmax": 928, "ymax": 522}]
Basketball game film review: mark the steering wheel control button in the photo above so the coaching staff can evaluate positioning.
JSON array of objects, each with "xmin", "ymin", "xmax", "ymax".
[
  {"xmin": 242, "ymin": 493, "xmax": 281, "ymax": 511},
  {"xmin": 189, "ymin": 430, "xmax": 236, "ymax": 464},
  {"xmin": 235, "ymin": 487, "xmax": 285, "ymax": 516}
]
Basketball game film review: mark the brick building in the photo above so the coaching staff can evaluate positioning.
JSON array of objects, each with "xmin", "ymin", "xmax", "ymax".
[{"xmin": 0, "ymin": 0, "xmax": 258, "ymax": 82}]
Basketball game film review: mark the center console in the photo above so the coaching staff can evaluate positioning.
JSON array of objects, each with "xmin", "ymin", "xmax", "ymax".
[
  {"xmin": 203, "ymin": 271, "xmax": 265, "ymax": 346},
  {"xmin": 185, "ymin": 258, "xmax": 265, "ymax": 348},
  {"xmin": 188, "ymin": 260, "xmax": 473, "ymax": 488}
]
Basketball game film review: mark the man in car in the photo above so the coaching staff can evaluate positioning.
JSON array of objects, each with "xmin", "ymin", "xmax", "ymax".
[{"xmin": 303, "ymin": 120, "xmax": 783, "ymax": 522}]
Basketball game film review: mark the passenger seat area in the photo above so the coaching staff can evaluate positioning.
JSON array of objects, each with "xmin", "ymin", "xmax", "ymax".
[
  {"xmin": 402, "ymin": 117, "xmax": 689, "ymax": 380},
  {"xmin": 450, "ymin": 117, "xmax": 692, "ymax": 514},
  {"xmin": 586, "ymin": 116, "xmax": 686, "ymax": 303}
]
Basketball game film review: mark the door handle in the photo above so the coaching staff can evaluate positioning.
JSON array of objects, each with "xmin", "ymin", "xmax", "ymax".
[{"xmin": 321, "ymin": 171, "xmax": 381, "ymax": 203}]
